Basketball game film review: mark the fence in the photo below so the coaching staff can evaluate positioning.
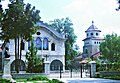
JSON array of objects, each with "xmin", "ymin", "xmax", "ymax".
[{"xmin": 49, "ymin": 63, "xmax": 91, "ymax": 78}]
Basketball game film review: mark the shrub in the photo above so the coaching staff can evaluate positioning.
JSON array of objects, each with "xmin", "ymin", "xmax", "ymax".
[
  {"xmin": 97, "ymin": 63, "xmax": 120, "ymax": 72},
  {"xmin": 26, "ymin": 76, "xmax": 64, "ymax": 83},
  {"xmin": 27, "ymin": 76, "xmax": 49, "ymax": 81},
  {"xmin": 101, "ymin": 76, "xmax": 120, "ymax": 80},
  {"xmin": 0, "ymin": 79, "xmax": 11, "ymax": 83},
  {"xmin": 49, "ymin": 79, "xmax": 64, "ymax": 83}
]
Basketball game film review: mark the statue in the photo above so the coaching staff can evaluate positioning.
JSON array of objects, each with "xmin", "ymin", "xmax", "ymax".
[{"xmin": 4, "ymin": 47, "xmax": 10, "ymax": 58}]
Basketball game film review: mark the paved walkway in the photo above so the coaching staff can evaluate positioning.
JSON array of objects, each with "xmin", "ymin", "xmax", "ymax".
[
  {"xmin": 49, "ymin": 72, "xmax": 120, "ymax": 83},
  {"xmin": 55, "ymin": 78, "xmax": 120, "ymax": 83}
]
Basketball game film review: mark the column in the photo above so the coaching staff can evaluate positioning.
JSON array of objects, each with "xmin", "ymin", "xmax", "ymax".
[
  {"xmin": 41, "ymin": 38, "xmax": 43, "ymax": 58},
  {"xmin": 44, "ymin": 61, "xmax": 50, "ymax": 75},
  {"xmin": 49, "ymin": 41, "xmax": 51, "ymax": 51},
  {"xmin": 89, "ymin": 61, "xmax": 96, "ymax": 78}
]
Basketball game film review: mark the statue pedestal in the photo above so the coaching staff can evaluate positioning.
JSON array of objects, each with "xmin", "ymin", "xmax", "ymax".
[{"xmin": 2, "ymin": 58, "xmax": 16, "ymax": 82}]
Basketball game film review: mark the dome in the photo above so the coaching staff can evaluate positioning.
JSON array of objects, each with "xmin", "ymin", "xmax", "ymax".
[{"xmin": 85, "ymin": 21, "xmax": 101, "ymax": 32}]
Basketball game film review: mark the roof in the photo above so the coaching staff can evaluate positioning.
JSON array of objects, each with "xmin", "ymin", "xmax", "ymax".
[
  {"xmin": 36, "ymin": 21, "xmax": 66, "ymax": 40},
  {"xmin": 74, "ymin": 54, "xmax": 83, "ymax": 61},
  {"xmin": 92, "ymin": 52, "xmax": 101, "ymax": 56},
  {"xmin": 80, "ymin": 59, "xmax": 89, "ymax": 64},
  {"xmin": 85, "ymin": 21, "xmax": 101, "ymax": 32},
  {"xmin": 90, "ymin": 52, "xmax": 101, "ymax": 59},
  {"xmin": 82, "ymin": 37, "xmax": 104, "ymax": 41}
]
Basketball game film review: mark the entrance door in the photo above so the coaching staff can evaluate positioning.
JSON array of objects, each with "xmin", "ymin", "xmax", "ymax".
[{"xmin": 50, "ymin": 60, "xmax": 63, "ymax": 71}]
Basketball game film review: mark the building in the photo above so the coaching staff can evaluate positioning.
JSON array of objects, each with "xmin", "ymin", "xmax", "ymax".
[
  {"xmin": 82, "ymin": 21, "xmax": 103, "ymax": 59},
  {"xmin": 0, "ymin": 21, "xmax": 66, "ymax": 72}
]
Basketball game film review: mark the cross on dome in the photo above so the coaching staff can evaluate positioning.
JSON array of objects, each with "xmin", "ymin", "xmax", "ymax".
[
  {"xmin": 85, "ymin": 21, "xmax": 101, "ymax": 32},
  {"xmin": 92, "ymin": 21, "xmax": 94, "ymax": 25}
]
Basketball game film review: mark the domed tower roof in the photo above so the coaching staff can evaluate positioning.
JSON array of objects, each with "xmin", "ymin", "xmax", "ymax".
[{"xmin": 85, "ymin": 21, "xmax": 101, "ymax": 32}]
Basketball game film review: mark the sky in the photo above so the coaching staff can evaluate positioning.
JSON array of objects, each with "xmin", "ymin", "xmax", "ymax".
[{"xmin": 1, "ymin": 0, "xmax": 120, "ymax": 52}]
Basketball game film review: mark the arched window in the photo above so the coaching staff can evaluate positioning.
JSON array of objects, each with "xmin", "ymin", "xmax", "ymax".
[
  {"xmin": 91, "ymin": 33, "xmax": 93, "ymax": 36},
  {"xmin": 85, "ymin": 49, "xmax": 88, "ymax": 54},
  {"xmin": 96, "ymin": 33, "xmax": 98, "ymax": 36},
  {"xmin": 21, "ymin": 40, "xmax": 25, "ymax": 50},
  {"xmin": 43, "ymin": 38, "xmax": 48, "ymax": 50},
  {"xmin": 36, "ymin": 37, "xmax": 42, "ymax": 50},
  {"xmin": 51, "ymin": 43, "xmax": 55, "ymax": 51},
  {"xmin": 87, "ymin": 33, "xmax": 89, "ymax": 36},
  {"xmin": 50, "ymin": 60, "xmax": 63, "ymax": 71},
  {"xmin": 94, "ymin": 42, "xmax": 96, "ymax": 44}
]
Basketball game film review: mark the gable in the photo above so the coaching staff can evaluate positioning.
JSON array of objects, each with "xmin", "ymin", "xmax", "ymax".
[{"xmin": 36, "ymin": 21, "xmax": 66, "ymax": 41}]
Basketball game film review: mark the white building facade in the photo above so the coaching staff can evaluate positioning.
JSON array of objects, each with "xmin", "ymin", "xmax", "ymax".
[{"xmin": 1, "ymin": 21, "xmax": 66, "ymax": 72}]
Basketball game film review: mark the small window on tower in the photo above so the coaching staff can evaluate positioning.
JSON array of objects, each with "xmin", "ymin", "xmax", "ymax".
[
  {"xmin": 85, "ymin": 49, "xmax": 88, "ymax": 54},
  {"xmin": 94, "ymin": 42, "xmax": 96, "ymax": 44},
  {"xmin": 87, "ymin": 33, "xmax": 89, "ymax": 36},
  {"xmin": 96, "ymin": 33, "xmax": 98, "ymax": 36},
  {"xmin": 91, "ymin": 33, "xmax": 93, "ymax": 36}
]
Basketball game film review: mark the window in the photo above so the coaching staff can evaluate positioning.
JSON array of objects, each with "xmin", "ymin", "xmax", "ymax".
[
  {"xmin": 96, "ymin": 33, "xmax": 98, "ymax": 36},
  {"xmin": 85, "ymin": 49, "xmax": 88, "ymax": 54},
  {"xmin": 94, "ymin": 42, "xmax": 96, "ymax": 44},
  {"xmin": 21, "ymin": 40, "xmax": 25, "ymax": 50},
  {"xmin": 87, "ymin": 33, "xmax": 89, "ymax": 36},
  {"xmin": 51, "ymin": 43, "xmax": 55, "ymax": 51},
  {"xmin": 91, "ymin": 33, "xmax": 93, "ymax": 36},
  {"xmin": 35, "ymin": 37, "xmax": 42, "ymax": 50},
  {"xmin": 36, "ymin": 32, "xmax": 41, "ymax": 35},
  {"xmin": 43, "ymin": 38, "xmax": 48, "ymax": 50},
  {"xmin": 97, "ymin": 42, "xmax": 98, "ymax": 44}
]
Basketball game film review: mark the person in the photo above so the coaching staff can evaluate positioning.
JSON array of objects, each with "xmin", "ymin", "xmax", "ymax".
[{"xmin": 4, "ymin": 47, "xmax": 10, "ymax": 58}]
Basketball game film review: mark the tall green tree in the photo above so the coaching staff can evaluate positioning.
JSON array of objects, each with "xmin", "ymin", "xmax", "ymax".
[
  {"xmin": 49, "ymin": 17, "xmax": 77, "ymax": 65},
  {"xmin": 26, "ymin": 41, "xmax": 43, "ymax": 73},
  {"xmin": 0, "ymin": 0, "xmax": 40, "ymax": 72},
  {"xmin": 100, "ymin": 33, "xmax": 120, "ymax": 63}
]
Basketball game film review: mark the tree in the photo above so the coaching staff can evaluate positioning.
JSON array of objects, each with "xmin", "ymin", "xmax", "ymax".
[
  {"xmin": 100, "ymin": 33, "xmax": 120, "ymax": 63},
  {"xmin": 116, "ymin": 0, "xmax": 120, "ymax": 11},
  {"xmin": 0, "ymin": 0, "xmax": 40, "ymax": 72},
  {"xmin": 26, "ymin": 41, "xmax": 43, "ymax": 73},
  {"xmin": 49, "ymin": 17, "xmax": 77, "ymax": 65}
]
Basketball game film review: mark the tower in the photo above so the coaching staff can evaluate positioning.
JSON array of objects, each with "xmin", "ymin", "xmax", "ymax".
[{"xmin": 82, "ymin": 21, "xmax": 102, "ymax": 58}]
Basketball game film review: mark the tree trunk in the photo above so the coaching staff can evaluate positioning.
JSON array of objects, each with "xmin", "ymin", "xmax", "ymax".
[
  {"xmin": 18, "ymin": 36, "xmax": 20, "ymax": 72},
  {"xmin": 19, "ymin": 38, "xmax": 23, "ymax": 71},
  {"xmin": 15, "ymin": 38, "xmax": 19, "ymax": 73}
]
